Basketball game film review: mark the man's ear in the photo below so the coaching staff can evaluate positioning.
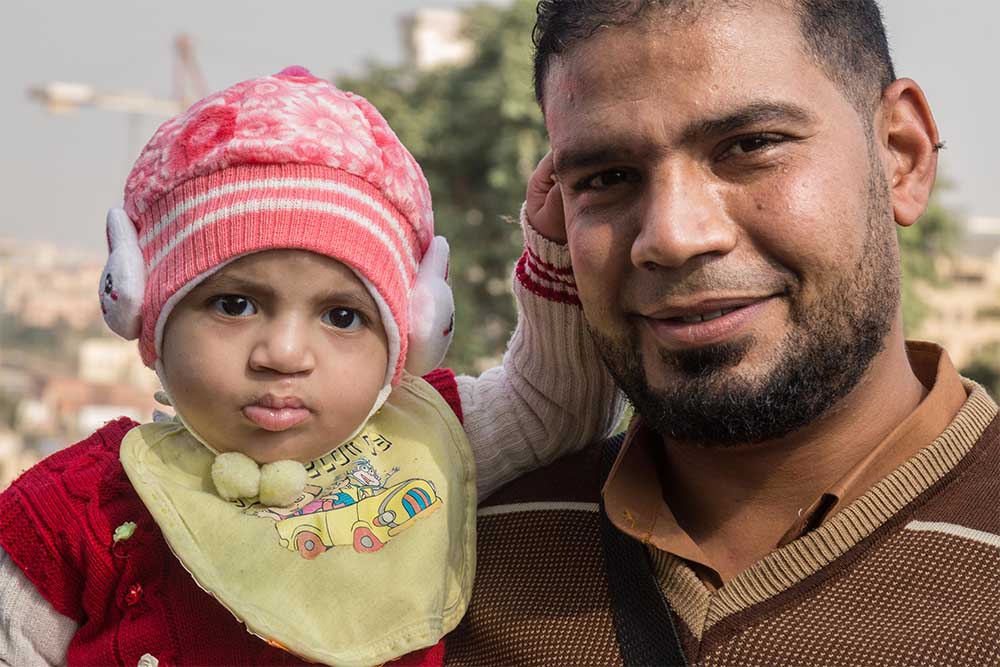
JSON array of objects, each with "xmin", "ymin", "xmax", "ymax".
[{"xmin": 877, "ymin": 78, "xmax": 940, "ymax": 228}]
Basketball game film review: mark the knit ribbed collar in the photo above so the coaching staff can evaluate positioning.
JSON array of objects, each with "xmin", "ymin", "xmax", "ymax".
[{"xmin": 601, "ymin": 343, "xmax": 998, "ymax": 637}]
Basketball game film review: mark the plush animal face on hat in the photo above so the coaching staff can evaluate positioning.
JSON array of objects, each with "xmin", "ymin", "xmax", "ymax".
[{"xmin": 99, "ymin": 67, "xmax": 455, "ymax": 472}]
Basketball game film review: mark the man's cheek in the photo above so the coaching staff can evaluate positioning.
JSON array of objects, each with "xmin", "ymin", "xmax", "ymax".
[{"xmin": 574, "ymin": 271, "xmax": 623, "ymax": 341}]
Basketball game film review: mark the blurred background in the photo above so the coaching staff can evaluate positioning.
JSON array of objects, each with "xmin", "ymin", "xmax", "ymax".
[{"xmin": 1, "ymin": 0, "xmax": 997, "ymax": 489}]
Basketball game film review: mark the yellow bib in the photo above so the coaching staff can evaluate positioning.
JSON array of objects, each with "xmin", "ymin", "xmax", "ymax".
[{"xmin": 120, "ymin": 373, "xmax": 476, "ymax": 667}]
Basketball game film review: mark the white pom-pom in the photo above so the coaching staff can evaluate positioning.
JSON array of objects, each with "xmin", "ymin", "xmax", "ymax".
[
  {"xmin": 406, "ymin": 236, "xmax": 455, "ymax": 375},
  {"xmin": 259, "ymin": 460, "xmax": 308, "ymax": 507},
  {"xmin": 211, "ymin": 452, "xmax": 260, "ymax": 501}
]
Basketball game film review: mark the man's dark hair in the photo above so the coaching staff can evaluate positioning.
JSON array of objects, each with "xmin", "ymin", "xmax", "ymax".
[{"xmin": 532, "ymin": 0, "xmax": 897, "ymax": 117}]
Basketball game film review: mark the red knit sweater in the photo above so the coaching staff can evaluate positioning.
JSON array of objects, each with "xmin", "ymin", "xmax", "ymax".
[{"xmin": 0, "ymin": 368, "xmax": 464, "ymax": 666}]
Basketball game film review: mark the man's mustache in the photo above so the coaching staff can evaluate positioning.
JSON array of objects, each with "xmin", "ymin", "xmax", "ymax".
[{"xmin": 625, "ymin": 258, "xmax": 794, "ymax": 304}]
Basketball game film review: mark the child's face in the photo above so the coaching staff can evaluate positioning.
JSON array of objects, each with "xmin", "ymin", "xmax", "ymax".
[{"xmin": 161, "ymin": 250, "xmax": 389, "ymax": 463}]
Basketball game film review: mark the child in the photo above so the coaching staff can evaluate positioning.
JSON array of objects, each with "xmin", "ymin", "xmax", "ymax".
[{"xmin": 0, "ymin": 68, "xmax": 621, "ymax": 666}]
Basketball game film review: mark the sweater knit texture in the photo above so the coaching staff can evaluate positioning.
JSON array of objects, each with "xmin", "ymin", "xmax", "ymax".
[
  {"xmin": 446, "ymin": 381, "xmax": 1000, "ymax": 666},
  {"xmin": 0, "ymin": 370, "xmax": 463, "ymax": 667}
]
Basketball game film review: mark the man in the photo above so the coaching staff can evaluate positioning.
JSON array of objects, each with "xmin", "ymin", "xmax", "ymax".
[{"xmin": 446, "ymin": 1, "xmax": 1000, "ymax": 665}]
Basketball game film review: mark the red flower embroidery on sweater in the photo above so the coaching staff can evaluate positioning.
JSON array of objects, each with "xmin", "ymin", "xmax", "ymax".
[{"xmin": 125, "ymin": 583, "xmax": 143, "ymax": 606}]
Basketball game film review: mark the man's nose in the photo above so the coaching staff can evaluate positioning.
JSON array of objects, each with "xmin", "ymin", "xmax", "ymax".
[
  {"xmin": 248, "ymin": 315, "xmax": 317, "ymax": 375},
  {"xmin": 630, "ymin": 165, "xmax": 737, "ymax": 270}
]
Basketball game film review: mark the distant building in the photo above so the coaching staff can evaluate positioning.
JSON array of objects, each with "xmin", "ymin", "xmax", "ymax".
[
  {"xmin": 400, "ymin": 8, "xmax": 474, "ymax": 71},
  {"xmin": 38, "ymin": 375, "xmax": 158, "ymax": 440},
  {"xmin": 77, "ymin": 404, "xmax": 143, "ymax": 435},
  {"xmin": 15, "ymin": 398, "xmax": 54, "ymax": 435},
  {"xmin": 0, "ymin": 367, "xmax": 37, "ymax": 397},
  {"xmin": 962, "ymin": 216, "xmax": 1000, "ymax": 260},
  {"xmin": 0, "ymin": 238, "xmax": 164, "ymax": 461},
  {"xmin": 0, "ymin": 429, "xmax": 38, "ymax": 491},
  {"xmin": 0, "ymin": 238, "xmax": 104, "ymax": 331},
  {"xmin": 78, "ymin": 337, "xmax": 159, "ymax": 391},
  {"xmin": 918, "ymin": 216, "xmax": 1000, "ymax": 368}
]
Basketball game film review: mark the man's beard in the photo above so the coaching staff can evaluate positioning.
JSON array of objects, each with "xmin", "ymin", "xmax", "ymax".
[{"xmin": 593, "ymin": 159, "xmax": 899, "ymax": 447}]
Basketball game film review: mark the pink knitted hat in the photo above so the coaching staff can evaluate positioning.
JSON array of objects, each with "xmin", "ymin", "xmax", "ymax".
[{"xmin": 98, "ymin": 67, "xmax": 454, "ymax": 388}]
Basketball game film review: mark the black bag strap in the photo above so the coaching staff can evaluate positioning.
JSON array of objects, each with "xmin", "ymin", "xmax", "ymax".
[{"xmin": 599, "ymin": 434, "xmax": 688, "ymax": 667}]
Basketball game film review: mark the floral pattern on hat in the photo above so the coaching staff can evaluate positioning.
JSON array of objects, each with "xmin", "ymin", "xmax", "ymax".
[{"xmin": 123, "ymin": 68, "xmax": 433, "ymax": 255}]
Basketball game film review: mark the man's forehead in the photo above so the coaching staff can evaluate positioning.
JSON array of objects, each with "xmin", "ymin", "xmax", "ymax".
[
  {"xmin": 541, "ymin": 0, "xmax": 808, "ymax": 113},
  {"xmin": 542, "ymin": 1, "xmax": 839, "ymax": 148}
]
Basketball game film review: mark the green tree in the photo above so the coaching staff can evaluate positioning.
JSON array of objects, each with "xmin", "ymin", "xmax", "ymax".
[
  {"xmin": 339, "ymin": 0, "xmax": 545, "ymax": 373},
  {"xmin": 898, "ymin": 182, "xmax": 961, "ymax": 333},
  {"xmin": 961, "ymin": 343, "xmax": 1000, "ymax": 399}
]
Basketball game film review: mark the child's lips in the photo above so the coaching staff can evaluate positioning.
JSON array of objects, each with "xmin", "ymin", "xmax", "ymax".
[
  {"xmin": 243, "ymin": 395, "xmax": 311, "ymax": 431},
  {"xmin": 242, "ymin": 405, "xmax": 311, "ymax": 431}
]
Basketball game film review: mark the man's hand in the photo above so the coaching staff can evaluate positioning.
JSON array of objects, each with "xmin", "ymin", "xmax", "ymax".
[{"xmin": 525, "ymin": 152, "xmax": 567, "ymax": 243}]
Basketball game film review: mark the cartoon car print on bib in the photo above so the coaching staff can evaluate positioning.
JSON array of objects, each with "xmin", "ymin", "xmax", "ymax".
[
  {"xmin": 277, "ymin": 477, "xmax": 441, "ymax": 558},
  {"xmin": 244, "ymin": 458, "xmax": 442, "ymax": 558}
]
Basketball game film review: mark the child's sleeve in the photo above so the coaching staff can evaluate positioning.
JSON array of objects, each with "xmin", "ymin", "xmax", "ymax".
[
  {"xmin": 456, "ymin": 204, "xmax": 626, "ymax": 499},
  {"xmin": 0, "ymin": 547, "xmax": 75, "ymax": 667}
]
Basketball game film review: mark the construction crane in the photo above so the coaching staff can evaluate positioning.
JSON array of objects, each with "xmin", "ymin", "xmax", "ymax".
[
  {"xmin": 173, "ymin": 34, "xmax": 208, "ymax": 108},
  {"xmin": 28, "ymin": 33, "xmax": 206, "ymax": 116},
  {"xmin": 27, "ymin": 34, "xmax": 207, "ymax": 156}
]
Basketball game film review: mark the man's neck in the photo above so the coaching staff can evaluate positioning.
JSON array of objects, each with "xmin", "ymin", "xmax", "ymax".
[{"xmin": 657, "ymin": 326, "xmax": 926, "ymax": 583}]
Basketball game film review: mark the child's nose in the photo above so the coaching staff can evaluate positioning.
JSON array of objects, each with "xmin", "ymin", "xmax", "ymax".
[{"xmin": 248, "ymin": 316, "xmax": 317, "ymax": 375}]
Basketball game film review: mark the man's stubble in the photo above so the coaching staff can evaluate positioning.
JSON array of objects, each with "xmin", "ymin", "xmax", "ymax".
[{"xmin": 591, "ymin": 150, "xmax": 899, "ymax": 447}]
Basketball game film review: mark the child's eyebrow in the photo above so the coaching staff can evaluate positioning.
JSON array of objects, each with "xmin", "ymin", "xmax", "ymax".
[
  {"xmin": 318, "ymin": 289, "xmax": 379, "ymax": 314},
  {"xmin": 196, "ymin": 274, "xmax": 274, "ymax": 298},
  {"xmin": 195, "ymin": 273, "xmax": 379, "ymax": 315}
]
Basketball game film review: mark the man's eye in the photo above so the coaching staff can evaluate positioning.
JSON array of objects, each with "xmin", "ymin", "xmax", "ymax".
[
  {"xmin": 722, "ymin": 134, "xmax": 783, "ymax": 159},
  {"xmin": 323, "ymin": 308, "xmax": 363, "ymax": 330},
  {"xmin": 213, "ymin": 295, "xmax": 256, "ymax": 317},
  {"xmin": 575, "ymin": 168, "xmax": 640, "ymax": 191}
]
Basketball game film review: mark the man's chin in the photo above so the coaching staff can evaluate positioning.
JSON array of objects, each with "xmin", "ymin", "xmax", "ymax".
[
  {"xmin": 599, "ymin": 326, "xmax": 874, "ymax": 448},
  {"xmin": 643, "ymin": 336, "xmax": 758, "ymax": 384},
  {"xmin": 620, "ymin": 365, "xmax": 804, "ymax": 448}
]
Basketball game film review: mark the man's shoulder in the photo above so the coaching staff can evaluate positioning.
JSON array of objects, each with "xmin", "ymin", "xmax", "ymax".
[
  {"xmin": 915, "ymin": 405, "xmax": 1000, "ymax": 521},
  {"xmin": 448, "ymin": 437, "xmax": 624, "ymax": 666},
  {"xmin": 481, "ymin": 437, "xmax": 610, "ymax": 508}
]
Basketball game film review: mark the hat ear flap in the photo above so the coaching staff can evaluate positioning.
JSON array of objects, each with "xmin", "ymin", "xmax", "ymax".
[
  {"xmin": 99, "ymin": 208, "xmax": 145, "ymax": 340},
  {"xmin": 405, "ymin": 236, "xmax": 455, "ymax": 376}
]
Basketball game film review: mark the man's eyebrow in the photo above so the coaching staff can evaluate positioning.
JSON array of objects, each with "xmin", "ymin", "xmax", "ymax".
[
  {"xmin": 682, "ymin": 101, "xmax": 816, "ymax": 143},
  {"xmin": 553, "ymin": 102, "xmax": 815, "ymax": 176},
  {"xmin": 553, "ymin": 146, "xmax": 645, "ymax": 177}
]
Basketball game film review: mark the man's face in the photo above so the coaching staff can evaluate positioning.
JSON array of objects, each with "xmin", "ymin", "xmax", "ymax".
[{"xmin": 545, "ymin": 3, "xmax": 900, "ymax": 445}]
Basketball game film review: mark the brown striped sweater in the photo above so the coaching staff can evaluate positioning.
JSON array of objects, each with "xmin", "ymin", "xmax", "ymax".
[{"xmin": 446, "ymin": 381, "xmax": 1000, "ymax": 666}]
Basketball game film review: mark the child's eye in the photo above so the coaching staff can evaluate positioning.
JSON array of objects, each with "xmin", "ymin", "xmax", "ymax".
[
  {"xmin": 212, "ymin": 295, "xmax": 257, "ymax": 317},
  {"xmin": 323, "ymin": 308, "xmax": 363, "ymax": 330}
]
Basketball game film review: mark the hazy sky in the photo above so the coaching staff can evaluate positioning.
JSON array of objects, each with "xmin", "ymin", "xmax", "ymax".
[{"xmin": 2, "ymin": 0, "xmax": 996, "ymax": 253}]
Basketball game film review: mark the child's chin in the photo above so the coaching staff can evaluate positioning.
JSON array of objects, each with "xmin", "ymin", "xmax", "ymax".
[{"xmin": 239, "ymin": 438, "xmax": 330, "ymax": 466}]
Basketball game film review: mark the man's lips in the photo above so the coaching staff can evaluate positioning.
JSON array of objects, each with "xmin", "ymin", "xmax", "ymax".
[
  {"xmin": 242, "ymin": 394, "xmax": 312, "ymax": 432},
  {"xmin": 638, "ymin": 296, "xmax": 778, "ymax": 348}
]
